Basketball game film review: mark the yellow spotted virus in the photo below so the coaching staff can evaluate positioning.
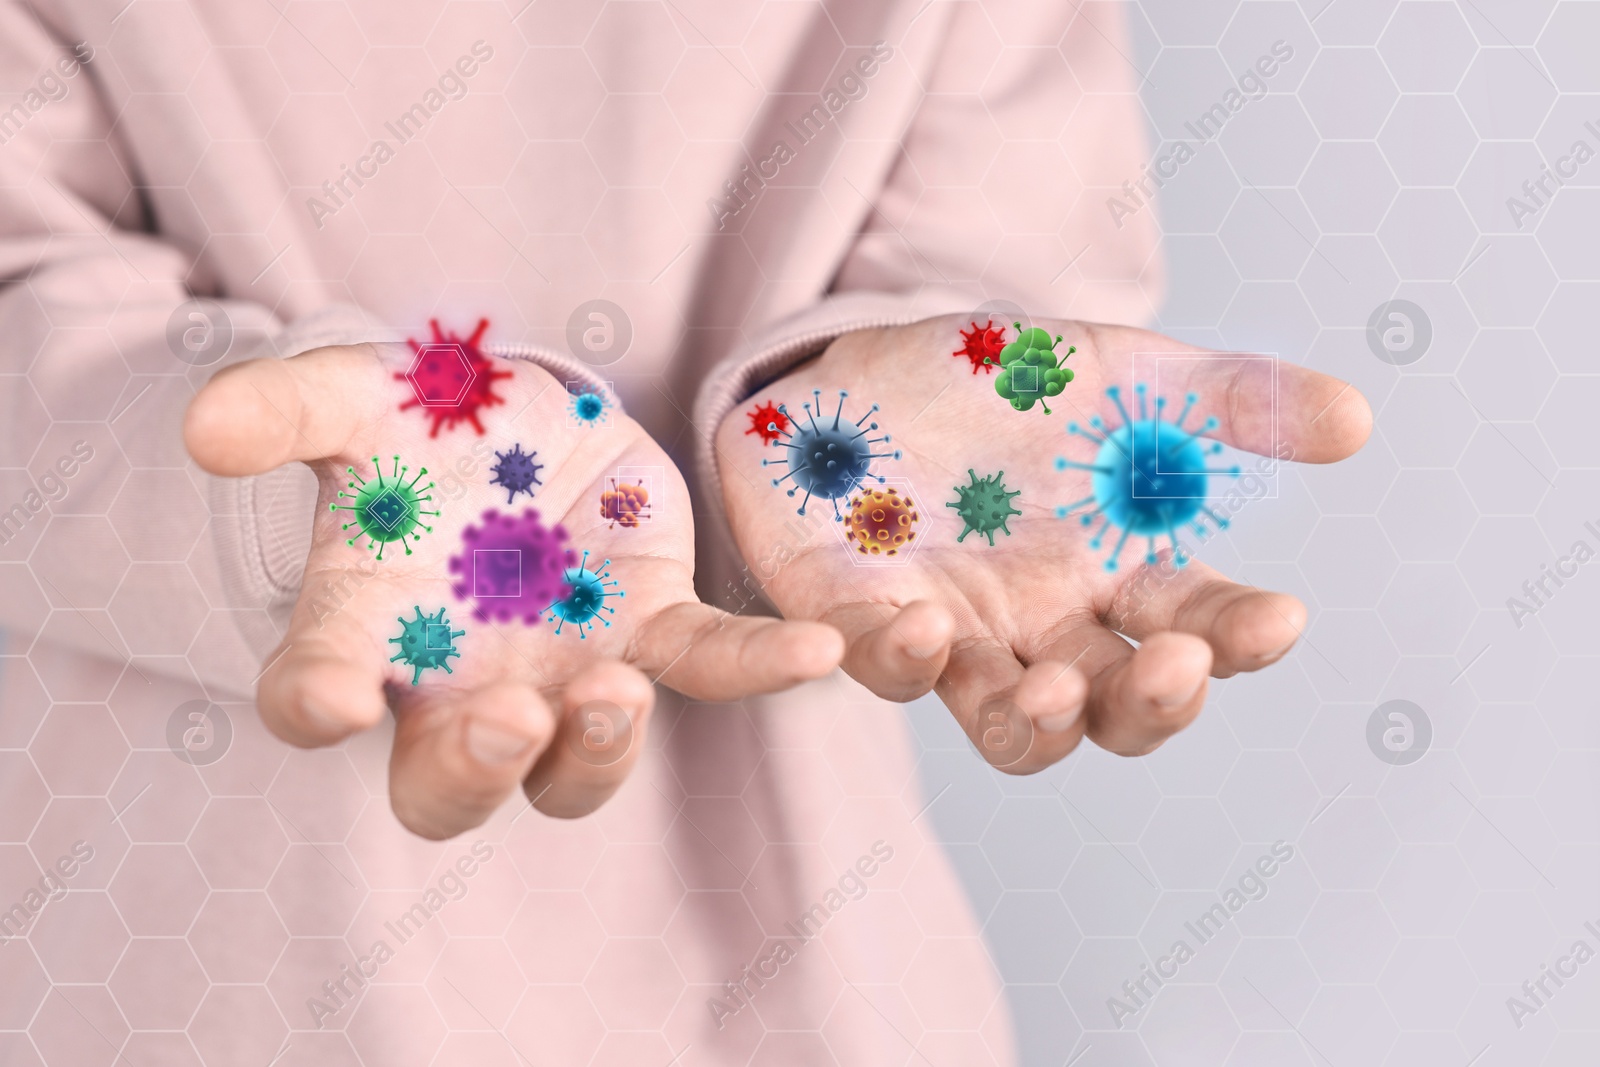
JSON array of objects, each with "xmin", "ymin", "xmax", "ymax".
[{"xmin": 846, "ymin": 488, "xmax": 918, "ymax": 556}]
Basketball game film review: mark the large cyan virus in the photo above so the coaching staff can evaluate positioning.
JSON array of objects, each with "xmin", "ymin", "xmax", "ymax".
[
  {"xmin": 847, "ymin": 487, "xmax": 918, "ymax": 556},
  {"xmin": 490, "ymin": 443, "xmax": 543, "ymax": 503},
  {"xmin": 745, "ymin": 399, "xmax": 790, "ymax": 446},
  {"xmin": 1055, "ymin": 385, "xmax": 1239, "ymax": 572},
  {"xmin": 954, "ymin": 320, "xmax": 1006, "ymax": 374},
  {"xmin": 548, "ymin": 550, "xmax": 623, "ymax": 638},
  {"xmin": 763, "ymin": 390, "xmax": 900, "ymax": 519},
  {"xmin": 450, "ymin": 508, "xmax": 576, "ymax": 624},
  {"xmin": 987, "ymin": 324, "xmax": 1076, "ymax": 414},
  {"xmin": 570, "ymin": 383, "xmax": 613, "ymax": 427},
  {"xmin": 948, "ymin": 469, "xmax": 1022, "ymax": 545},
  {"xmin": 330, "ymin": 455, "xmax": 439, "ymax": 560},
  {"xmin": 398, "ymin": 318, "xmax": 514, "ymax": 437},
  {"xmin": 389, "ymin": 606, "xmax": 464, "ymax": 685}
]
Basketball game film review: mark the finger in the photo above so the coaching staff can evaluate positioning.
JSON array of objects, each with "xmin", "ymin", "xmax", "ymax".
[
  {"xmin": 523, "ymin": 661, "xmax": 655, "ymax": 819},
  {"xmin": 183, "ymin": 344, "xmax": 384, "ymax": 476},
  {"xmin": 389, "ymin": 680, "xmax": 556, "ymax": 840},
  {"xmin": 825, "ymin": 600, "xmax": 954, "ymax": 702},
  {"xmin": 934, "ymin": 641, "xmax": 1088, "ymax": 775},
  {"xmin": 1083, "ymin": 631, "xmax": 1213, "ymax": 756},
  {"xmin": 630, "ymin": 602, "xmax": 843, "ymax": 701},
  {"xmin": 1104, "ymin": 557, "xmax": 1306, "ymax": 677},
  {"xmin": 256, "ymin": 592, "xmax": 390, "ymax": 748}
]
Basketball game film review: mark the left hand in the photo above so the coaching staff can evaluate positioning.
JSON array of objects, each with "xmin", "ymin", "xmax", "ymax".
[{"xmin": 714, "ymin": 314, "xmax": 1371, "ymax": 773}]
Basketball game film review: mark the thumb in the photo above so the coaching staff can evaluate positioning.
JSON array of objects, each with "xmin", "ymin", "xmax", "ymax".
[{"xmin": 184, "ymin": 343, "xmax": 387, "ymax": 476}]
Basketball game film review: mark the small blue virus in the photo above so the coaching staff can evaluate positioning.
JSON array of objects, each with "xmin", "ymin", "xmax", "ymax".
[
  {"xmin": 547, "ymin": 550, "xmax": 623, "ymax": 638},
  {"xmin": 763, "ymin": 389, "xmax": 900, "ymax": 519},
  {"xmin": 388, "ymin": 606, "xmax": 464, "ymax": 685},
  {"xmin": 490, "ymin": 443, "xmax": 543, "ymax": 504},
  {"xmin": 570, "ymin": 385, "xmax": 612, "ymax": 427},
  {"xmin": 1055, "ymin": 384, "xmax": 1239, "ymax": 572}
]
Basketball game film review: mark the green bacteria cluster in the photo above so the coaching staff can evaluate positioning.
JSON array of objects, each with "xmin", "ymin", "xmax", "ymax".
[
  {"xmin": 986, "ymin": 324, "xmax": 1076, "ymax": 415},
  {"xmin": 948, "ymin": 469, "xmax": 1021, "ymax": 545},
  {"xmin": 389, "ymin": 606, "xmax": 465, "ymax": 685}
]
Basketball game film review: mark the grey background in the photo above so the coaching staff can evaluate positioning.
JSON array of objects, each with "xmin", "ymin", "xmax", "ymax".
[{"xmin": 904, "ymin": 1, "xmax": 1600, "ymax": 1064}]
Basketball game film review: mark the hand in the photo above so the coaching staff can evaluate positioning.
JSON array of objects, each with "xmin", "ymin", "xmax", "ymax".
[
  {"xmin": 715, "ymin": 314, "xmax": 1371, "ymax": 773},
  {"xmin": 185, "ymin": 337, "xmax": 842, "ymax": 838}
]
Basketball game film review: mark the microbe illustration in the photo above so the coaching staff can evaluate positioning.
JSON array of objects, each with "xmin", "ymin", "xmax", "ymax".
[
  {"xmin": 846, "ymin": 488, "xmax": 918, "ymax": 556},
  {"xmin": 600, "ymin": 479, "xmax": 651, "ymax": 529},
  {"xmin": 745, "ymin": 399, "xmax": 790, "ymax": 446},
  {"xmin": 450, "ymin": 508, "xmax": 576, "ymax": 624},
  {"xmin": 948, "ymin": 469, "xmax": 1022, "ymax": 546},
  {"xmin": 763, "ymin": 390, "xmax": 900, "ymax": 519},
  {"xmin": 330, "ymin": 455, "xmax": 439, "ymax": 560},
  {"xmin": 388, "ymin": 606, "xmax": 464, "ymax": 685},
  {"xmin": 548, "ymin": 550, "xmax": 624, "ymax": 638},
  {"xmin": 398, "ymin": 318, "xmax": 514, "ymax": 437},
  {"xmin": 490, "ymin": 443, "xmax": 543, "ymax": 504},
  {"xmin": 954, "ymin": 319, "xmax": 1007, "ymax": 374},
  {"xmin": 987, "ymin": 324, "xmax": 1076, "ymax": 414},
  {"xmin": 1055, "ymin": 385, "xmax": 1239, "ymax": 572},
  {"xmin": 570, "ymin": 383, "xmax": 613, "ymax": 427}
]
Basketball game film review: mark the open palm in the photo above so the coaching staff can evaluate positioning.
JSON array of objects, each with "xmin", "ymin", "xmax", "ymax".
[
  {"xmin": 715, "ymin": 314, "xmax": 1371, "ymax": 773},
  {"xmin": 186, "ymin": 338, "xmax": 841, "ymax": 838}
]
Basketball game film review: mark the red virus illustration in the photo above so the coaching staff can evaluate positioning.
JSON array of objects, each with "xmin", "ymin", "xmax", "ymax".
[
  {"xmin": 600, "ymin": 480, "xmax": 651, "ymax": 529},
  {"xmin": 449, "ymin": 508, "xmax": 576, "ymax": 625},
  {"xmin": 745, "ymin": 400, "xmax": 790, "ymax": 446},
  {"xmin": 954, "ymin": 320, "xmax": 1007, "ymax": 374},
  {"xmin": 397, "ymin": 318, "xmax": 514, "ymax": 437}
]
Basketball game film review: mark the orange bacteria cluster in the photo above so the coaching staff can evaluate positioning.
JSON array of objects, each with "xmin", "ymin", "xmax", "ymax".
[
  {"xmin": 846, "ymin": 488, "xmax": 918, "ymax": 556},
  {"xmin": 600, "ymin": 479, "xmax": 651, "ymax": 528}
]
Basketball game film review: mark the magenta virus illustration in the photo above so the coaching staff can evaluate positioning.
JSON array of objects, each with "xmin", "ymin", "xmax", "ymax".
[
  {"xmin": 449, "ymin": 508, "xmax": 576, "ymax": 624},
  {"xmin": 490, "ymin": 443, "xmax": 543, "ymax": 504},
  {"xmin": 398, "ymin": 318, "xmax": 515, "ymax": 437}
]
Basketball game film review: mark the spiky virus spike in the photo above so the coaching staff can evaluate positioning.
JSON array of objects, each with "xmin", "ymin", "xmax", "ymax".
[
  {"xmin": 398, "ymin": 318, "xmax": 514, "ymax": 437},
  {"xmin": 388, "ymin": 606, "xmax": 464, "ymax": 685},
  {"xmin": 330, "ymin": 455, "xmax": 439, "ymax": 560},
  {"xmin": 490, "ymin": 443, "xmax": 543, "ymax": 504},
  {"xmin": 762, "ymin": 389, "xmax": 901, "ymax": 520},
  {"xmin": 1054, "ymin": 386, "xmax": 1241, "ymax": 572},
  {"xmin": 570, "ymin": 384, "xmax": 613, "ymax": 427},
  {"xmin": 745, "ymin": 400, "xmax": 790, "ymax": 445},
  {"xmin": 548, "ymin": 550, "xmax": 624, "ymax": 638},
  {"xmin": 599, "ymin": 479, "xmax": 650, "ymax": 529},
  {"xmin": 947, "ymin": 469, "xmax": 1022, "ymax": 545},
  {"xmin": 954, "ymin": 320, "xmax": 1007, "ymax": 374}
]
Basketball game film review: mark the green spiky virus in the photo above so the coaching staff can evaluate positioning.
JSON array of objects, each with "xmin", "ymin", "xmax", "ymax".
[
  {"xmin": 948, "ymin": 469, "xmax": 1022, "ymax": 545},
  {"xmin": 985, "ymin": 324, "xmax": 1076, "ymax": 415},
  {"xmin": 330, "ymin": 455, "xmax": 439, "ymax": 560},
  {"xmin": 388, "ymin": 606, "xmax": 464, "ymax": 685}
]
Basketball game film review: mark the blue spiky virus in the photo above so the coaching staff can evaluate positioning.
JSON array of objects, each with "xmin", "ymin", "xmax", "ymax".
[
  {"xmin": 1055, "ymin": 384, "xmax": 1239, "ymax": 571},
  {"xmin": 763, "ymin": 390, "xmax": 900, "ymax": 519},
  {"xmin": 388, "ymin": 606, "xmax": 464, "ymax": 685},
  {"xmin": 548, "ymin": 550, "xmax": 623, "ymax": 638},
  {"xmin": 570, "ymin": 384, "xmax": 612, "ymax": 427},
  {"xmin": 490, "ymin": 443, "xmax": 543, "ymax": 503}
]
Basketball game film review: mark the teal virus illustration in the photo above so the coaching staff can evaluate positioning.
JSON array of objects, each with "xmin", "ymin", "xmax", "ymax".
[
  {"xmin": 490, "ymin": 443, "xmax": 543, "ymax": 503},
  {"xmin": 331, "ymin": 455, "xmax": 439, "ymax": 560},
  {"xmin": 388, "ymin": 606, "xmax": 465, "ymax": 685},
  {"xmin": 948, "ymin": 469, "xmax": 1022, "ymax": 546},
  {"xmin": 548, "ymin": 550, "xmax": 623, "ymax": 638},
  {"xmin": 1055, "ymin": 385, "xmax": 1239, "ymax": 572},
  {"xmin": 570, "ymin": 384, "xmax": 613, "ymax": 427},
  {"xmin": 763, "ymin": 390, "xmax": 900, "ymax": 519},
  {"xmin": 986, "ymin": 324, "xmax": 1075, "ymax": 414}
]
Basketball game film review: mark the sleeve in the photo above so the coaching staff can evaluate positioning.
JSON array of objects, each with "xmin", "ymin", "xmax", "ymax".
[
  {"xmin": 692, "ymin": 0, "xmax": 1162, "ymax": 548},
  {"xmin": 0, "ymin": 14, "xmax": 385, "ymax": 699}
]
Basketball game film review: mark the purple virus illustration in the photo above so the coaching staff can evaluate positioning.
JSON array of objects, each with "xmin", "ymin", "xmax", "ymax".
[
  {"xmin": 449, "ymin": 508, "xmax": 576, "ymax": 625},
  {"xmin": 490, "ymin": 443, "xmax": 543, "ymax": 504}
]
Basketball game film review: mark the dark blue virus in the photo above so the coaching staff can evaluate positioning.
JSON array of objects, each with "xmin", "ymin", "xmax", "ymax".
[
  {"xmin": 762, "ymin": 390, "xmax": 900, "ymax": 519},
  {"xmin": 490, "ymin": 443, "xmax": 543, "ymax": 504},
  {"xmin": 548, "ymin": 550, "xmax": 623, "ymax": 638},
  {"xmin": 1055, "ymin": 384, "xmax": 1239, "ymax": 571}
]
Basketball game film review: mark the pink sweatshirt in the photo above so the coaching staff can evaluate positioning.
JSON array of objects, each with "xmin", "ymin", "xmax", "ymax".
[{"xmin": 0, "ymin": 1, "xmax": 1158, "ymax": 1062}]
